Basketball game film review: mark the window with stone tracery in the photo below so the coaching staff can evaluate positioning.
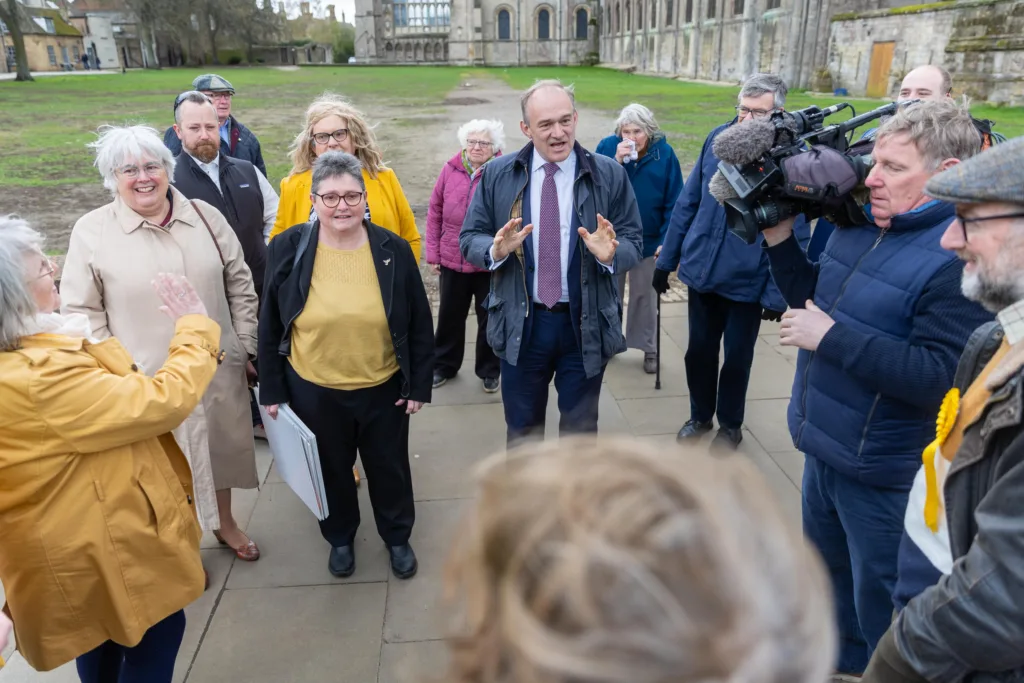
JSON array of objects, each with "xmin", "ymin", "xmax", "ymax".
[{"xmin": 388, "ymin": 0, "xmax": 451, "ymax": 33}]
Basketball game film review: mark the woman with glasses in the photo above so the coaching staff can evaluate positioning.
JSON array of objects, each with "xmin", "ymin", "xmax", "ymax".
[
  {"xmin": 596, "ymin": 104, "xmax": 684, "ymax": 375},
  {"xmin": 61, "ymin": 124, "xmax": 262, "ymax": 563},
  {"xmin": 0, "ymin": 215, "xmax": 226, "ymax": 681},
  {"xmin": 426, "ymin": 119, "xmax": 504, "ymax": 392},
  {"xmin": 269, "ymin": 92, "xmax": 420, "ymax": 260},
  {"xmin": 259, "ymin": 152, "xmax": 433, "ymax": 581}
]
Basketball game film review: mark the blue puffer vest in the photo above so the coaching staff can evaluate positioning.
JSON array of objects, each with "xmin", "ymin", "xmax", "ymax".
[{"xmin": 791, "ymin": 202, "xmax": 961, "ymax": 488}]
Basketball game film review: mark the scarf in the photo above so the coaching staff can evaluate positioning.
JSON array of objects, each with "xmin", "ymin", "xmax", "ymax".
[{"xmin": 24, "ymin": 311, "xmax": 96, "ymax": 342}]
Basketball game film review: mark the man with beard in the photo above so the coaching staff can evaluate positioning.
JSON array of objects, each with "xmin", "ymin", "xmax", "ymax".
[
  {"xmin": 164, "ymin": 74, "xmax": 267, "ymax": 177},
  {"xmin": 862, "ymin": 135, "xmax": 1024, "ymax": 683},
  {"xmin": 171, "ymin": 90, "xmax": 279, "ymax": 437}
]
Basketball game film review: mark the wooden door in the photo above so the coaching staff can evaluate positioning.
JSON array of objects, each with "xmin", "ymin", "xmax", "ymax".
[{"xmin": 866, "ymin": 41, "xmax": 896, "ymax": 98}]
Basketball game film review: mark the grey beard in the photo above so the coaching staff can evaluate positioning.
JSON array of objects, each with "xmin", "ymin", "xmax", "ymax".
[{"xmin": 964, "ymin": 276, "xmax": 1024, "ymax": 313}]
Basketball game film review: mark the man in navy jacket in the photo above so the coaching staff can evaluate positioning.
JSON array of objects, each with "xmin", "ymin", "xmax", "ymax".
[
  {"xmin": 761, "ymin": 99, "xmax": 992, "ymax": 679},
  {"xmin": 653, "ymin": 73, "xmax": 809, "ymax": 448}
]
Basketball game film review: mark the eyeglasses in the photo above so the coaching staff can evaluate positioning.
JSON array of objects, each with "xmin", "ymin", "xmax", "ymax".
[
  {"xmin": 735, "ymin": 106, "xmax": 777, "ymax": 119},
  {"xmin": 313, "ymin": 191, "xmax": 365, "ymax": 208},
  {"xmin": 34, "ymin": 259, "xmax": 57, "ymax": 281},
  {"xmin": 466, "ymin": 139, "xmax": 493, "ymax": 148},
  {"xmin": 955, "ymin": 211, "xmax": 1024, "ymax": 242},
  {"xmin": 205, "ymin": 92, "xmax": 233, "ymax": 101},
  {"xmin": 312, "ymin": 129, "xmax": 349, "ymax": 145},
  {"xmin": 116, "ymin": 163, "xmax": 165, "ymax": 179}
]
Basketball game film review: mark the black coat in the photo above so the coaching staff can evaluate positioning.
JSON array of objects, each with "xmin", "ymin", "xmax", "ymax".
[{"xmin": 258, "ymin": 220, "xmax": 434, "ymax": 405}]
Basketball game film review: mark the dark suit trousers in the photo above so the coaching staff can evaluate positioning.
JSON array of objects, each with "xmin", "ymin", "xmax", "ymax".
[
  {"xmin": 685, "ymin": 290, "xmax": 762, "ymax": 428},
  {"xmin": 500, "ymin": 308, "xmax": 605, "ymax": 446},
  {"xmin": 434, "ymin": 266, "xmax": 500, "ymax": 380},
  {"xmin": 285, "ymin": 365, "xmax": 414, "ymax": 547}
]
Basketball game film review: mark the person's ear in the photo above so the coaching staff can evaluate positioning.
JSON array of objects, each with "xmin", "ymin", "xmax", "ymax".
[
  {"xmin": 173, "ymin": 124, "xmax": 184, "ymax": 141},
  {"xmin": 520, "ymin": 120, "xmax": 531, "ymax": 139},
  {"xmin": 939, "ymin": 158, "xmax": 960, "ymax": 172}
]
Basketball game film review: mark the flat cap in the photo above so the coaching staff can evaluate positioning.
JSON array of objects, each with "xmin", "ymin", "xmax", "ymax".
[
  {"xmin": 926, "ymin": 135, "xmax": 1024, "ymax": 204},
  {"xmin": 191, "ymin": 73, "xmax": 235, "ymax": 94}
]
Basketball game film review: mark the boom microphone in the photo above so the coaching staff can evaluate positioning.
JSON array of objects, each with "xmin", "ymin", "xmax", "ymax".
[
  {"xmin": 712, "ymin": 118, "xmax": 777, "ymax": 166},
  {"xmin": 708, "ymin": 170, "xmax": 738, "ymax": 204}
]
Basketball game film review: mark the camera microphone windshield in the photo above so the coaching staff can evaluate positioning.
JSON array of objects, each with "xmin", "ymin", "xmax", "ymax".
[
  {"xmin": 712, "ymin": 118, "xmax": 777, "ymax": 166},
  {"xmin": 708, "ymin": 170, "xmax": 739, "ymax": 203}
]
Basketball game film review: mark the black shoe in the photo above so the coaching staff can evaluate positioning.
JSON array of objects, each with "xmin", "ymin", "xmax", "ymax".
[
  {"xmin": 712, "ymin": 426, "xmax": 743, "ymax": 449},
  {"xmin": 676, "ymin": 419, "xmax": 713, "ymax": 441},
  {"xmin": 482, "ymin": 377, "xmax": 500, "ymax": 393},
  {"xmin": 387, "ymin": 543, "xmax": 418, "ymax": 579},
  {"xmin": 432, "ymin": 372, "xmax": 448, "ymax": 389},
  {"xmin": 328, "ymin": 544, "xmax": 355, "ymax": 578}
]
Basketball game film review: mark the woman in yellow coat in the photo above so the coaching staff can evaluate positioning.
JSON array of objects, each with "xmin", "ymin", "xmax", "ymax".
[
  {"xmin": 0, "ymin": 216, "xmax": 221, "ymax": 680},
  {"xmin": 270, "ymin": 93, "xmax": 421, "ymax": 263},
  {"xmin": 270, "ymin": 93, "xmax": 421, "ymax": 485}
]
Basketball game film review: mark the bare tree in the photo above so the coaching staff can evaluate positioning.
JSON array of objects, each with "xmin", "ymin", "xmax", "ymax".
[
  {"xmin": 0, "ymin": 0, "xmax": 34, "ymax": 81},
  {"xmin": 125, "ymin": 0, "xmax": 165, "ymax": 68},
  {"xmin": 230, "ymin": 0, "xmax": 283, "ymax": 64}
]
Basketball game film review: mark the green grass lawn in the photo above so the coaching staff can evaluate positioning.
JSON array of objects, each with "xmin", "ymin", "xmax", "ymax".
[{"xmin": 1, "ymin": 64, "xmax": 1021, "ymax": 190}]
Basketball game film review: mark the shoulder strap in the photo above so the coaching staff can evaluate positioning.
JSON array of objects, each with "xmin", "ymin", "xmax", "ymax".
[
  {"xmin": 190, "ymin": 200, "xmax": 226, "ymax": 266},
  {"xmin": 293, "ymin": 220, "xmax": 315, "ymax": 271},
  {"xmin": 953, "ymin": 320, "xmax": 1004, "ymax": 392}
]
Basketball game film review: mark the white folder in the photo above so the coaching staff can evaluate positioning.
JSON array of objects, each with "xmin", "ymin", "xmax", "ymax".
[{"xmin": 253, "ymin": 386, "xmax": 329, "ymax": 521}]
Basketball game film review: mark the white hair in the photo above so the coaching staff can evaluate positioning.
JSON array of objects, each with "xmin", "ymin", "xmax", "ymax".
[
  {"xmin": 614, "ymin": 103, "xmax": 663, "ymax": 142},
  {"xmin": 456, "ymin": 118, "xmax": 506, "ymax": 152},
  {"xmin": 0, "ymin": 215, "xmax": 46, "ymax": 351},
  {"xmin": 89, "ymin": 124, "xmax": 176, "ymax": 197}
]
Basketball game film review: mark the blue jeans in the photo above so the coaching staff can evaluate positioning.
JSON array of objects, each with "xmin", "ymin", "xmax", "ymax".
[
  {"xmin": 500, "ymin": 308, "xmax": 605, "ymax": 445},
  {"xmin": 76, "ymin": 610, "xmax": 185, "ymax": 683},
  {"xmin": 802, "ymin": 455, "xmax": 907, "ymax": 674}
]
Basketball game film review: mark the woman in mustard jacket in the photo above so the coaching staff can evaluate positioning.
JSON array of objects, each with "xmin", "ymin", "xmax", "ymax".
[
  {"xmin": 270, "ymin": 93, "xmax": 421, "ymax": 262},
  {"xmin": 0, "ymin": 216, "xmax": 221, "ymax": 681}
]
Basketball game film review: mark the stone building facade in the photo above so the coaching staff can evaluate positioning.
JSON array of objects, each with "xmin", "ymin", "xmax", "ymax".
[
  {"xmin": 829, "ymin": 0, "xmax": 1024, "ymax": 105},
  {"xmin": 2, "ymin": 5, "xmax": 85, "ymax": 73},
  {"xmin": 354, "ymin": 0, "xmax": 600, "ymax": 65}
]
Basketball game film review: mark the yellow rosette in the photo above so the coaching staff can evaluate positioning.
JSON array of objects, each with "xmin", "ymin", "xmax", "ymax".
[{"xmin": 922, "ymin": 388, "xmax": 960, "ymax": 532}]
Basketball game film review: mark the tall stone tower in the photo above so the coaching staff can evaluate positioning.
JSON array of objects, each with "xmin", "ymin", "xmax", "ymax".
[{"xmin": 354, "ymin": 0, "xmax": 382, "ymax": 62}]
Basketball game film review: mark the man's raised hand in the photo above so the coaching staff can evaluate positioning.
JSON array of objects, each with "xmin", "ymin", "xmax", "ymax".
[
  {"xmin": 578, "ymin": 213, "xmax": 619, "ymax": 266},
  {"xmin": 492, "ymin": 217, "xmax": 534, "ymax": 262}
]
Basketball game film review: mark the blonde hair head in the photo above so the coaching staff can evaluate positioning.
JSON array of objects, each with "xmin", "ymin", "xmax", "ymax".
[
  {"xmin": 288, "ymin": 92, "xmax": 386, "ymax": 179},
  {"xmin": 443, "ymin": 437, "xmax": 835, "ymax": 683}
]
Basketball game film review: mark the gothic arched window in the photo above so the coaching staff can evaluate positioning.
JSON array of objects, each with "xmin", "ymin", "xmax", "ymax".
[
  {"xmin": 575, "ymin": 7, "xmax": 588, "ymax": 38},
  {"xmin": 497, "ymin": 8, "xmax": 511, "ymax": 39},
  {"xmin": 537, "ymin": 8, "xmax": 551, "ymax": 40}
]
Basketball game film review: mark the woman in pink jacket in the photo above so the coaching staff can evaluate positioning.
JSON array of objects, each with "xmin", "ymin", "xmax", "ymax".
[{"xmin": 426, "ymin": 119, "xmax": 504, "ymax": 393}]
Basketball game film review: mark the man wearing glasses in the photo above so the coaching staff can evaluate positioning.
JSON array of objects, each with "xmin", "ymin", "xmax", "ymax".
[
  {"xmin": 759, "ymin": 99, "xmax": 993, "ymax": 682},
  {"xmin": 861, "ymin": 135, "xmax": 1024, "ymax": 683},
  {"xmin": 653, "ymin": 73, "xmax": 809, "ymax": 450},
  {"xmin": 163, "ymin": 73, "xmax": 267, "ymax": 178}
]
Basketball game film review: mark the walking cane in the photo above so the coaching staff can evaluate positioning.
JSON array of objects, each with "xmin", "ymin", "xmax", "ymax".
[{"xmin": 655, "ymin": 293, "xmax": 662, "ymax": 390}]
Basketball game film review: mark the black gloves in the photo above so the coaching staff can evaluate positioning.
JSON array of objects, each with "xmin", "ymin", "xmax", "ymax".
[
  {"xmin": 761, "ymin": 308, "xmax": 785, "ymax": 322},
  {"xmin": 652, "ymin": 268, "xmax": 672, "ymax": 295}
]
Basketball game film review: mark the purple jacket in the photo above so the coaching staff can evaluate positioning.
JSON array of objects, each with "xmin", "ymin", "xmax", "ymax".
[{"xmin": 426, "ymin": 151, "xmax": 498, "ymax": 273}]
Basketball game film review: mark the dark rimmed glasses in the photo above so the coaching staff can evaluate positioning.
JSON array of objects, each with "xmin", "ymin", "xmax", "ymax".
[
  {"xmin": 313, "ymin": 191, "xmax": 365, "ymax": 208},
  {"xmin": 312, "ymin": 129, "xmax": 350, "ymax": 145},
  {"xmin": 735, "ymin": 105, "xmax": 777, "ymax": 119},
  {"xmin": 955, "ymin": 211, "xmax": 1024, "ymax": 242}
]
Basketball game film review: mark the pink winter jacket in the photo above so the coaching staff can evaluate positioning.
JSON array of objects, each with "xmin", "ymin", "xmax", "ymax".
[{"xmin": 426, "ymin": 151, "xmax": 500, "ymax": 273}]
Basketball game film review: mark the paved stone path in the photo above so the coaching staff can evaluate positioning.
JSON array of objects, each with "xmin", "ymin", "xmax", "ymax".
[{"xmin": 0, "ymin": 301, "xmax": 803, "ymax": 683}]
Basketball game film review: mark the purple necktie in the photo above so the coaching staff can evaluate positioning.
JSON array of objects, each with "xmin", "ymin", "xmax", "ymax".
[{"xmin": 537, "ymin": 161, "xmax": 562, "ymax": 308}]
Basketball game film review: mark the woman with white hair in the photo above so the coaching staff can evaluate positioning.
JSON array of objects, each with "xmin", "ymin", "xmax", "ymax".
[
  {"xmin": 596, "ymin": 104, "xmax": 684, "ymax": 374},
  {"xmin": 426, "ymin": 119, "xmax": 504, "ymax": 392},
  {"xmin": 60, "ymin": 124, "xmax": 263, "ymax": 562},
  {"xmin": 0, "ymin": 216, "xmax": 221, "ymax": 679}
]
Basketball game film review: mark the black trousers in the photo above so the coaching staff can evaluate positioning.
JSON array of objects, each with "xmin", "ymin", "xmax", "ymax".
[
  {"xmin": 434, "ymin": 266, "xmax": 500, "ymax": 380},
  {"xmin": 685, "ymin": 290, "xmax": 762, "ymax": 429},
  {"xmin": 285, "ymin": 365, "xmax": 414, "ymax": 547},
  {"xmin": 76, "ymin": 610, "xmax": 185, "ymax": 683}
]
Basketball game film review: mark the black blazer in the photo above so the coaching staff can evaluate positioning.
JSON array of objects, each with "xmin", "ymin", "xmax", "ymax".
[{"xmin": 258, "ymin": 220, "xmax": 434, "ymax": 405}]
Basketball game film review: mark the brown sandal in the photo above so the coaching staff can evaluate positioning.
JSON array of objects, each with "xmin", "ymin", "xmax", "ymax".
[{"xmin": 213, "ymin": 530, "xmax": 261, "ymax": 561}]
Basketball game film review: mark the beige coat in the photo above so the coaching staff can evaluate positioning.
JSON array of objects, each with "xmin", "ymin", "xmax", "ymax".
[
  {"xmin": 0, "ymin": 315, "xmax": 220, "ymax": 671},
  {"xmin": 61, "ymin": 187, "xmax": 259, "ymax": 530}
]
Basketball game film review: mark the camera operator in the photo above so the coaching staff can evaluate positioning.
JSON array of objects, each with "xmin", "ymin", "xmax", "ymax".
[
  {"xmin": 808, "ymin": 65, "xmax": 1006, "ymax": 261},
  {"xmin": 760, "ymin": 99, "xmax": 993, "ymax": 679},
  {"xmin": 653, "ymin": 73, "xmax": 809, "ymax": 449}
]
